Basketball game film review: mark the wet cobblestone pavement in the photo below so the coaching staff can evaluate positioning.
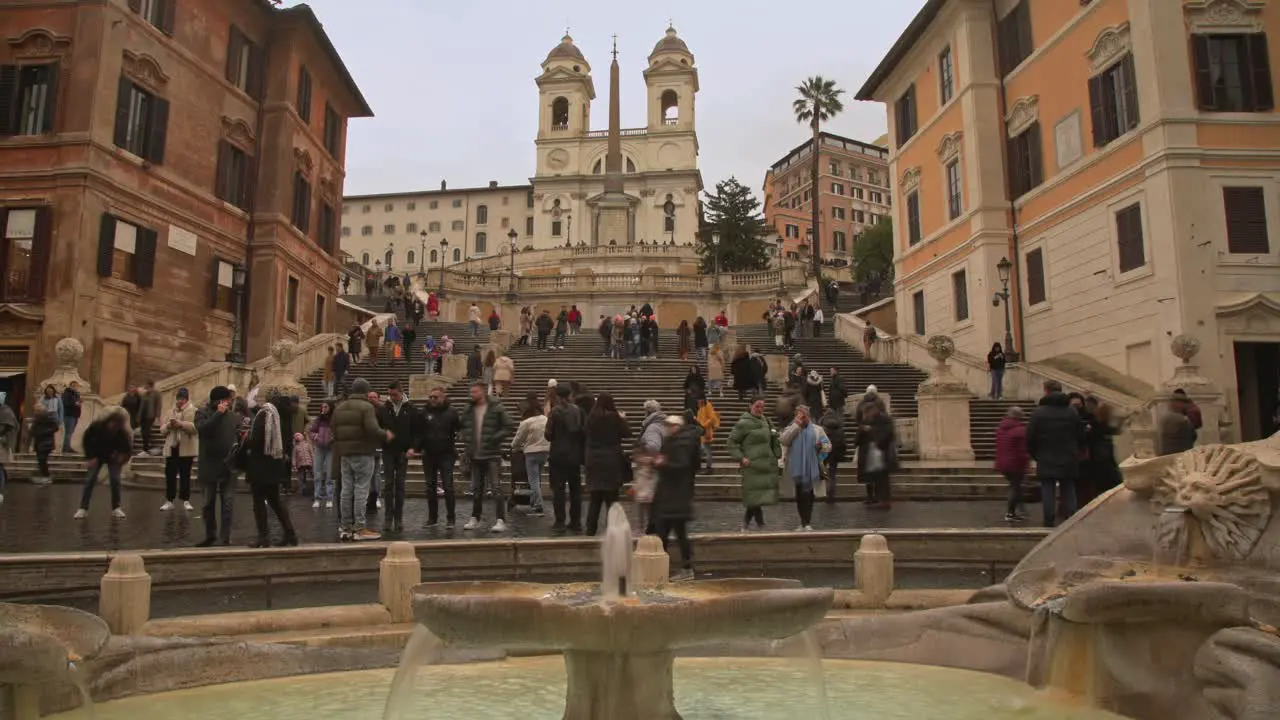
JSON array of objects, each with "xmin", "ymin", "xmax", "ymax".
[{"xmin": 0, "ymin": 482, "xmax": 1019, "ymax": 554}]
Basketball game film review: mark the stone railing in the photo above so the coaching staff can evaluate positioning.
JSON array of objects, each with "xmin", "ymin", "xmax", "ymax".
[
  {"xmin": 439, "ymin": 267, "xmax": 803, "ymax": 296},
  {"xmin": 444, "ymin": 244, "xmax": 803, "ymax": 277}
]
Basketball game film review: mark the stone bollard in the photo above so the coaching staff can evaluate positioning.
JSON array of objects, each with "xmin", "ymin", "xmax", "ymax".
[
  {"xmin": 379, "ymin": 542, "xmax": 422, "ymax": 623},
  {"xmin": 855, "ymin": 534, "xmax": 894, "ymax": 609},
  {"xmin": 99, "ymin": 554, "xmax": 151, "ymax": 635},
  {"xmin": 442, "ymin": 354, "xmax": 468, "ymax": 380},
  {"xmin": 631, "ymin": 535, "xmax": 669, "ymax": 589}
]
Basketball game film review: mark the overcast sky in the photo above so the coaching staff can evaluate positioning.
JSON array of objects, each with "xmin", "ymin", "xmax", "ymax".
[{"xmin": 287, "ymin": 0, "xmax": 923, "ymax": 196}]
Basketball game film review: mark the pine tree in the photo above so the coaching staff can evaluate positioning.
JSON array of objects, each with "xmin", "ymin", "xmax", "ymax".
[
  {"xmin": 697, "ymin": 177, "xmax": 771, "ymax": 274},
  {"xmin": 852, "ymin": 218, "xmax": 894, "ymax": 296}
]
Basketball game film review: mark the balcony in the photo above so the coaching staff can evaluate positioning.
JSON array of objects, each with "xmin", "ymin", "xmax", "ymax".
[{"xmin": 585, "ymin": 128, "xmax": 648, "ymax": 138}]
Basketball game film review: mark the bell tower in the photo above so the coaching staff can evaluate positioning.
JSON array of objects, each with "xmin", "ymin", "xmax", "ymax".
[
  {"xmin": 644, "ymin": 25, "xmax": 698, "ymax": 133},
  {"xmin": 536, "ymin": 33, "xmax": 595, "ymax": 139}
]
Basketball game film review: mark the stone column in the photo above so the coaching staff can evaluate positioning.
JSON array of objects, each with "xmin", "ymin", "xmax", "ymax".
[
  {"xmin": 379, "ymin": 542, "xmax": 422, "ymax": 623},
  {"xmin": 442, "ymin": 355, "xmax": 468, "ymax": 380},
  {"xmin": 257, "ymin": 340, "xmax": 309, "ymax": 406},
  {"xmin": 99, "ymin": 554, "xmax": 150, "ymax": 635},
  {"xmin": 855, "ymin": 534, "xmax": 894, "ymax": 608},
  {"xmin": 1161, "ymin": 334, "xmax": 1230, "ymax": 445},
  {"xmin": 491, "ymin": 329, "xmax": 515, "ymax": 351},
  {"xmin": 631, "ymin": 535, "xmax": 670, "ymax": 589},
  {"xmin": 408, "ymin": 374, "xmax": 452, "ymax": 401},
  {"xmin": 35, "ymin": 338, "xmax": 94, "ymax": 454},
  {"xmin": 765, "ymin": 355, "xmax": 788, "ymax": 387},
  {"xmin": 915, "ymin": 336, "xmax": 975, "ymax": 461}
]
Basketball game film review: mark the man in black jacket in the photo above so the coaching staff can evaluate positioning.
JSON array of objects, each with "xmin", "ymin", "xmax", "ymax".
[
  {"xmin": 412, "ymin": 386, "xmax": 461, "ymax": 528},
  {"xmin": 377, "ymin": 381, "xmax": 418, "ymax": 534},
  {"xmin": 61, "ymin": 381, "xmax": 82, "ymax": 454},
  {"xmin": 195, "ymin": 386, "xmax": 241, "ymax": 546},
  {"xmin": 544, "ymin": 384, "xmax": 586, "ymax": 532},
  {"xmin": 75, "ymin": 407, "xmax": 133, "ymax": 520},
  {"xmin": 1026, "ymin": 380, "xmax": 1084, "ymax": 528}
]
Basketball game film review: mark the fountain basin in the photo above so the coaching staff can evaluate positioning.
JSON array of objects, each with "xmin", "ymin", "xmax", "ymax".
[{"xmin": 47, "ymin": 657, "xmax": 1127, "ymax": 719}]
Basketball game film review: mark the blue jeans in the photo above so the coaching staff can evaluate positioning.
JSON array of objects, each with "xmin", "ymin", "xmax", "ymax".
[
  {"xmin": 62, "ymin": 417, "xmax": 79, "ymax": 453},
  {"xmin": 340, "ymin": 454, "xmax": 375, "ymax": 531},
  {"xmin": 314, "ymin": 446, "xmax": 333, "ymax": 501},
  {"xmin": 524, "ymin": 451, "xmax": 547, "ymax": 509},
  {"xmin": 80, "ymin": 460, "xmax": 122, "ymax": 510},
  {"xmin": 470, "ymin": 321, "xmax": 479, "ymax": 337},
  {"xmin": 990, "ymin": 369, "xmax": 1005, "ymax": 399},
  {"xmin": 1040, "ymin": 476, "xmax": 1077, "ymax": 527}
]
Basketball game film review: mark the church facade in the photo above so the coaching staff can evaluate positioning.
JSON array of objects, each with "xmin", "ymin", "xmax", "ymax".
[{"xmin": 340, "ymin": 27, "xmax": 704, "ymax": 271}]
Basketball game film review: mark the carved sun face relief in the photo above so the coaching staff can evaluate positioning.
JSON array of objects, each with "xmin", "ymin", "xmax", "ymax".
[{"xmin": 1153, "ymin": 444, "xmax": 1271, "ymax": 561}]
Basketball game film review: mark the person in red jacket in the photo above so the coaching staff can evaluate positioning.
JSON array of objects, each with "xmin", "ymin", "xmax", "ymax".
[
  {"xmin": 426, "ymin": 292, "xmax": 440, "ymax": 320},
  {"xmin": 713, "ymin": 310, "xmax": 729, "ymax": 328},
  {"xmin": 994, "ymin": 406, "xmax": 1030, "ymax": 523}
]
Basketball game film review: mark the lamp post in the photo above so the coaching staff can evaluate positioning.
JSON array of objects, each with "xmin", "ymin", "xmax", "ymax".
[
  {"xmin": 438, "ymin": 238, "xmax": 449, "ymax": 297},
  {"xmin": 565, "ymin": 213, "xmax": 573, "ymax": 248},
  {"xmin": 418, "ymin": 230, "xmax": 427, "ymax": 274},
  {"xmin": 711, "ymin": 230, "xmax": 721, "ymax": 292},
  {"xmin": 225, "ymin": 264, "xmax": 248, "ymax": 364},
  {"xmin": 507, "ymin": 228, "xmax": 518, "ymax": 298},
  {"xmin": 994, "ymin": 256, "xmax": 1018, "ymax": 361},
  {"xmin": 374, "ymin": 259, "xmax": 382, "ymax": 294}
]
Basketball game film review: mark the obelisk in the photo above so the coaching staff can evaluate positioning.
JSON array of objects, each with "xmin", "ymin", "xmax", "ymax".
[{"xmin": 595, "ymin": 35, "xmax": 633, "ymax": 245}]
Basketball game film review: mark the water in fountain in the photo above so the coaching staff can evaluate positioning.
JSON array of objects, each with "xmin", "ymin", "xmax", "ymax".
[
  {"xmin": 381, "ymin": 625, "xmax": 445, "ymax": 720},
  {"xmin": 768, "ymin": 630, "xmax": 831, "ymax": 720},
  {"xmin": 601, "ymin": 504, "xmax": 632, "ymax": 601}
]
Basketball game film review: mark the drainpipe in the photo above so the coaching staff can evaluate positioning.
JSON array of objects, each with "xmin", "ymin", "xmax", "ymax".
[
  {"xmin": 991, "ymin": 0, "xmax": 1027, "ymax": 361},
  {"xmin": 239, "ymin": 24, "xmax": 271, "ymax": 363}
]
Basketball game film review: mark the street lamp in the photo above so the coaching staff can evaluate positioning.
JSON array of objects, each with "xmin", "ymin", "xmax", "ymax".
[
  {"xmin": 507, "ymin": 228, "xmax": 519, "ymax": 297},
  {"xmin": 994, "ymin": 256, "xmax": 1018, "ymax": 361},
  {"xmin": 565, "ymin": 213, "xmax": 573, "ymax": 248},
  {"xmin": 438, "ymin": 238, "xmax": 449, "ymax": 297},
  {"xmin": 225, "ymin": 264, "xmax": 248, "ymax": 364},
  {"xmin": 711, "ymin": 230, "xmax": 721, "ymax": 292},
  {"xmin": 418, "ymin": 230, "xmax": 427, "ymax": 274}
]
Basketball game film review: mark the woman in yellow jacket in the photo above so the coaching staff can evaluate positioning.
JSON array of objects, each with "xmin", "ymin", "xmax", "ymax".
[{"xmin": 695, "ymin": 397, "xmax": 721, "ymax": 474}]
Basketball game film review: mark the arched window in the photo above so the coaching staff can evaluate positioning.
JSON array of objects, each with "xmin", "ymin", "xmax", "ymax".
[
  {"xmin": 452, "ymin": 248, "xmax": 461, "ymax": 262},
  {"xmin": 384, "ymin": 249, "xmax": 393, "ymax": 267},
  {"xmin": 551, "ymin": 97, "xmax": 569, "ymax": 129},
  {"xmin": 475, "ymin": 232, "xmax": 487, "ymax": 254},
  {"xmin": 361, "ymin": 252, "xmax": 370, "ymax": 265},
  {"xmin": 476, "ymin": 205, "xmax": 488, "ymax": 225},
  {"xmin": 661, "ymin": 90, "xmax": 679, "ymax": 123},
  {"xmin": 407, "ymin": 250, "xmax": 416, "ymax": 265},
  {"xmin": 430, "ymin": 249, "xmax": 437, "ymax": 263},
  {"xmin": 626, "ymin": 158, "xmax": 636, "ymax": 173},
  {"xmin": 663, "ymin": 194, "xmax": 676, "ymax": 234}
]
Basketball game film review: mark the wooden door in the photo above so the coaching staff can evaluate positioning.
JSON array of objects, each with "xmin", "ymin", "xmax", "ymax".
[{"xmin": 98, "ymin": 340, "xmax": 130, "ymax": 398}]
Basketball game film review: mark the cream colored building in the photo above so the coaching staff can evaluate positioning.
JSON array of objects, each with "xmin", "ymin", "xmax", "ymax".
[
  {"xmin": 857, "ymin": 0, "xmax": 1280, "ymax": 441},
  {"xmin": 340, "ymin": 26, "xmax": 703, "ymax": 273}
]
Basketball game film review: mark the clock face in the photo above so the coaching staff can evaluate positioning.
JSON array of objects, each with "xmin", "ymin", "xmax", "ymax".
[{"xmin": 547, "ymin": 149, "xmax": 570, "ymax": 170}]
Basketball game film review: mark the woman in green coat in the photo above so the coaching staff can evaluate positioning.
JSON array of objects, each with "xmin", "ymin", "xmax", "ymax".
[{"xmin": 727, "ymin": 397, "xmax": 782, "ymax": 531}]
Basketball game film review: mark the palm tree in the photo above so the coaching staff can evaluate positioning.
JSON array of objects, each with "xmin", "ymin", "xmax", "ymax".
[{"xmin": 793, "ymin": 76, "xmax": 845, "ymax": 282}]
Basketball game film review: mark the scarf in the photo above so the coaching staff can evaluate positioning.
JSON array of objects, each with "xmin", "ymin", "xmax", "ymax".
[
  {"xmin": 260, "ymin": 402, "xmax": 284, "ymax": 460},
  {"xmin": 788, "ymin": 423, "xmax": 820, "ymax": 489}
]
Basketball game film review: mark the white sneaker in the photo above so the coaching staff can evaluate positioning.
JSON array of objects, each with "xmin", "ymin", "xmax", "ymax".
[
  {"xmin": 312, "ymin": 500, "xmax": 321, "ymax": 509},
  {"xmin": 73, "ymin": 508, "xmax": 87, "ymax": 519},
  {"xmin": 376, "ymin": 498, "xmax": 383, "ymax": 509},
  {"xmin": 491, "ymin": 519, "xmax": 507, "ymax": 533},
  {"xmin": 112, "ymin": 508, "xmax": 127, "ymax": 519},
  {"xmin": 160, "ymin": 501, "xmax": 174, "ymax": 511},
  {"xmin": 795, "ymin": 525, "xmax": 807, "ymax": 532},
  {"xmin": 803, "ymin": 525, "xmax": 814, "ymax": 532},
  {"xmin": 463, "ymin": 517, "xmax": 480, "ymax": 531},
  {"xmin": 183, "ymin": 501, "xmax": 194, "ymax": 511},
  {"xmin": 325, "ymin": 500, "xmax": 334, "ymax": 509},
  {"xmin": 0, "ymin": 493, "xmax": 4, "ymax": 506}
]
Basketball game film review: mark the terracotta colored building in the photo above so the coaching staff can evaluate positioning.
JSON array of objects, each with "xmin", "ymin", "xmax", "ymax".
[
  {"xmin": 857, "ymin": 0, "xmax": 1280, "ymax": 441},
  {"xmin": 762, "ymin": 131, "xmax": 892, "ymax": 266},
  {"xmin": 0, "ymin": 0, "xmax": 371, "ymax": 407}
]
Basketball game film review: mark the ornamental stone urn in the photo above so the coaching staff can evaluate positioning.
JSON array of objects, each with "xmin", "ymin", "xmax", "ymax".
[
  {"xmin": 257, "ymin": 340, "xmax": 308, "ymax": 403},
  {"xmin": 915, "ymin": 335, "xmax": 974, "ymax": 461}
]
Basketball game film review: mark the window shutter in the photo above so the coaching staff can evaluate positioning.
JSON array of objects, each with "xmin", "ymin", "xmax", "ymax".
[
  {"xmin": 1224, "ymin": 186, "xmax": 1270, "ymax": 254},
  {"xmin": 1120, "ymin": 54, "xmax": 1140, "ymax": 131},
  {"xmin": 1027, "ymin": 123, "xmax": 1044, "ymax": 189},
  {"xmin": 1248, "ymin": 33, "xmax": 1274, "ymax": 111},
  {"xmin": 97, "ymin": 214, "xmax": 116, "ymax": 277},
  {"xmin": 1088, "ymin": 74, "xmax": 1107, "ymax": 148},
  {"xmin": 1018, "ymin": 2, "xmax": 1033, "ymax": 63},
  {"xmin": 134, "ymin": 227, "xmax": 157, "ymax": 288},
  {"xmin": 39, "ymin": 65, "xmax": 59, "ymax": 134},
  {"xmin": 1026, "ymin": 248, "xmax": 1046, "ymax": 305},
  {"xmin": 226, "ymin": 27, "xmax": 244, "ymax": 85},
  {"xmin": 0, "ymin": 65, "xmax": 18, "ymax": 136},
  {"xmin": 113, "ymin": 77, "xmax": 132, "ymax": 148},
  {"xmin": 1191, "ymin": 35, "xmax": 1216, "ymax": 110},
  {"xmin": 248, "ymin": 44, "xmax": 266, "ymax": 100},
  {"xmin": 157, "ymin": 0, "xmax": 176, "ymax": 36},
  {"xmin": 27, "ymin": 207, "xmax": 53, "ymax": 301},
  {"xmin": 1006, "ymin": 134, "xmax": 1024, "ymax": 198},
  {"xmin": 1116, "ymin": 205, "xmax": 1144, "ymax": 272},
  {"xmin": 214, "ymin": 140, "xmax": 230, "ymax": 202},
  {"xmin": 209, "ymin": 257, "xmax": 221, "ymax": 308},
  {"xmin": 147, "ymin": 96, "xmax": 169, "ymax": 164}
]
